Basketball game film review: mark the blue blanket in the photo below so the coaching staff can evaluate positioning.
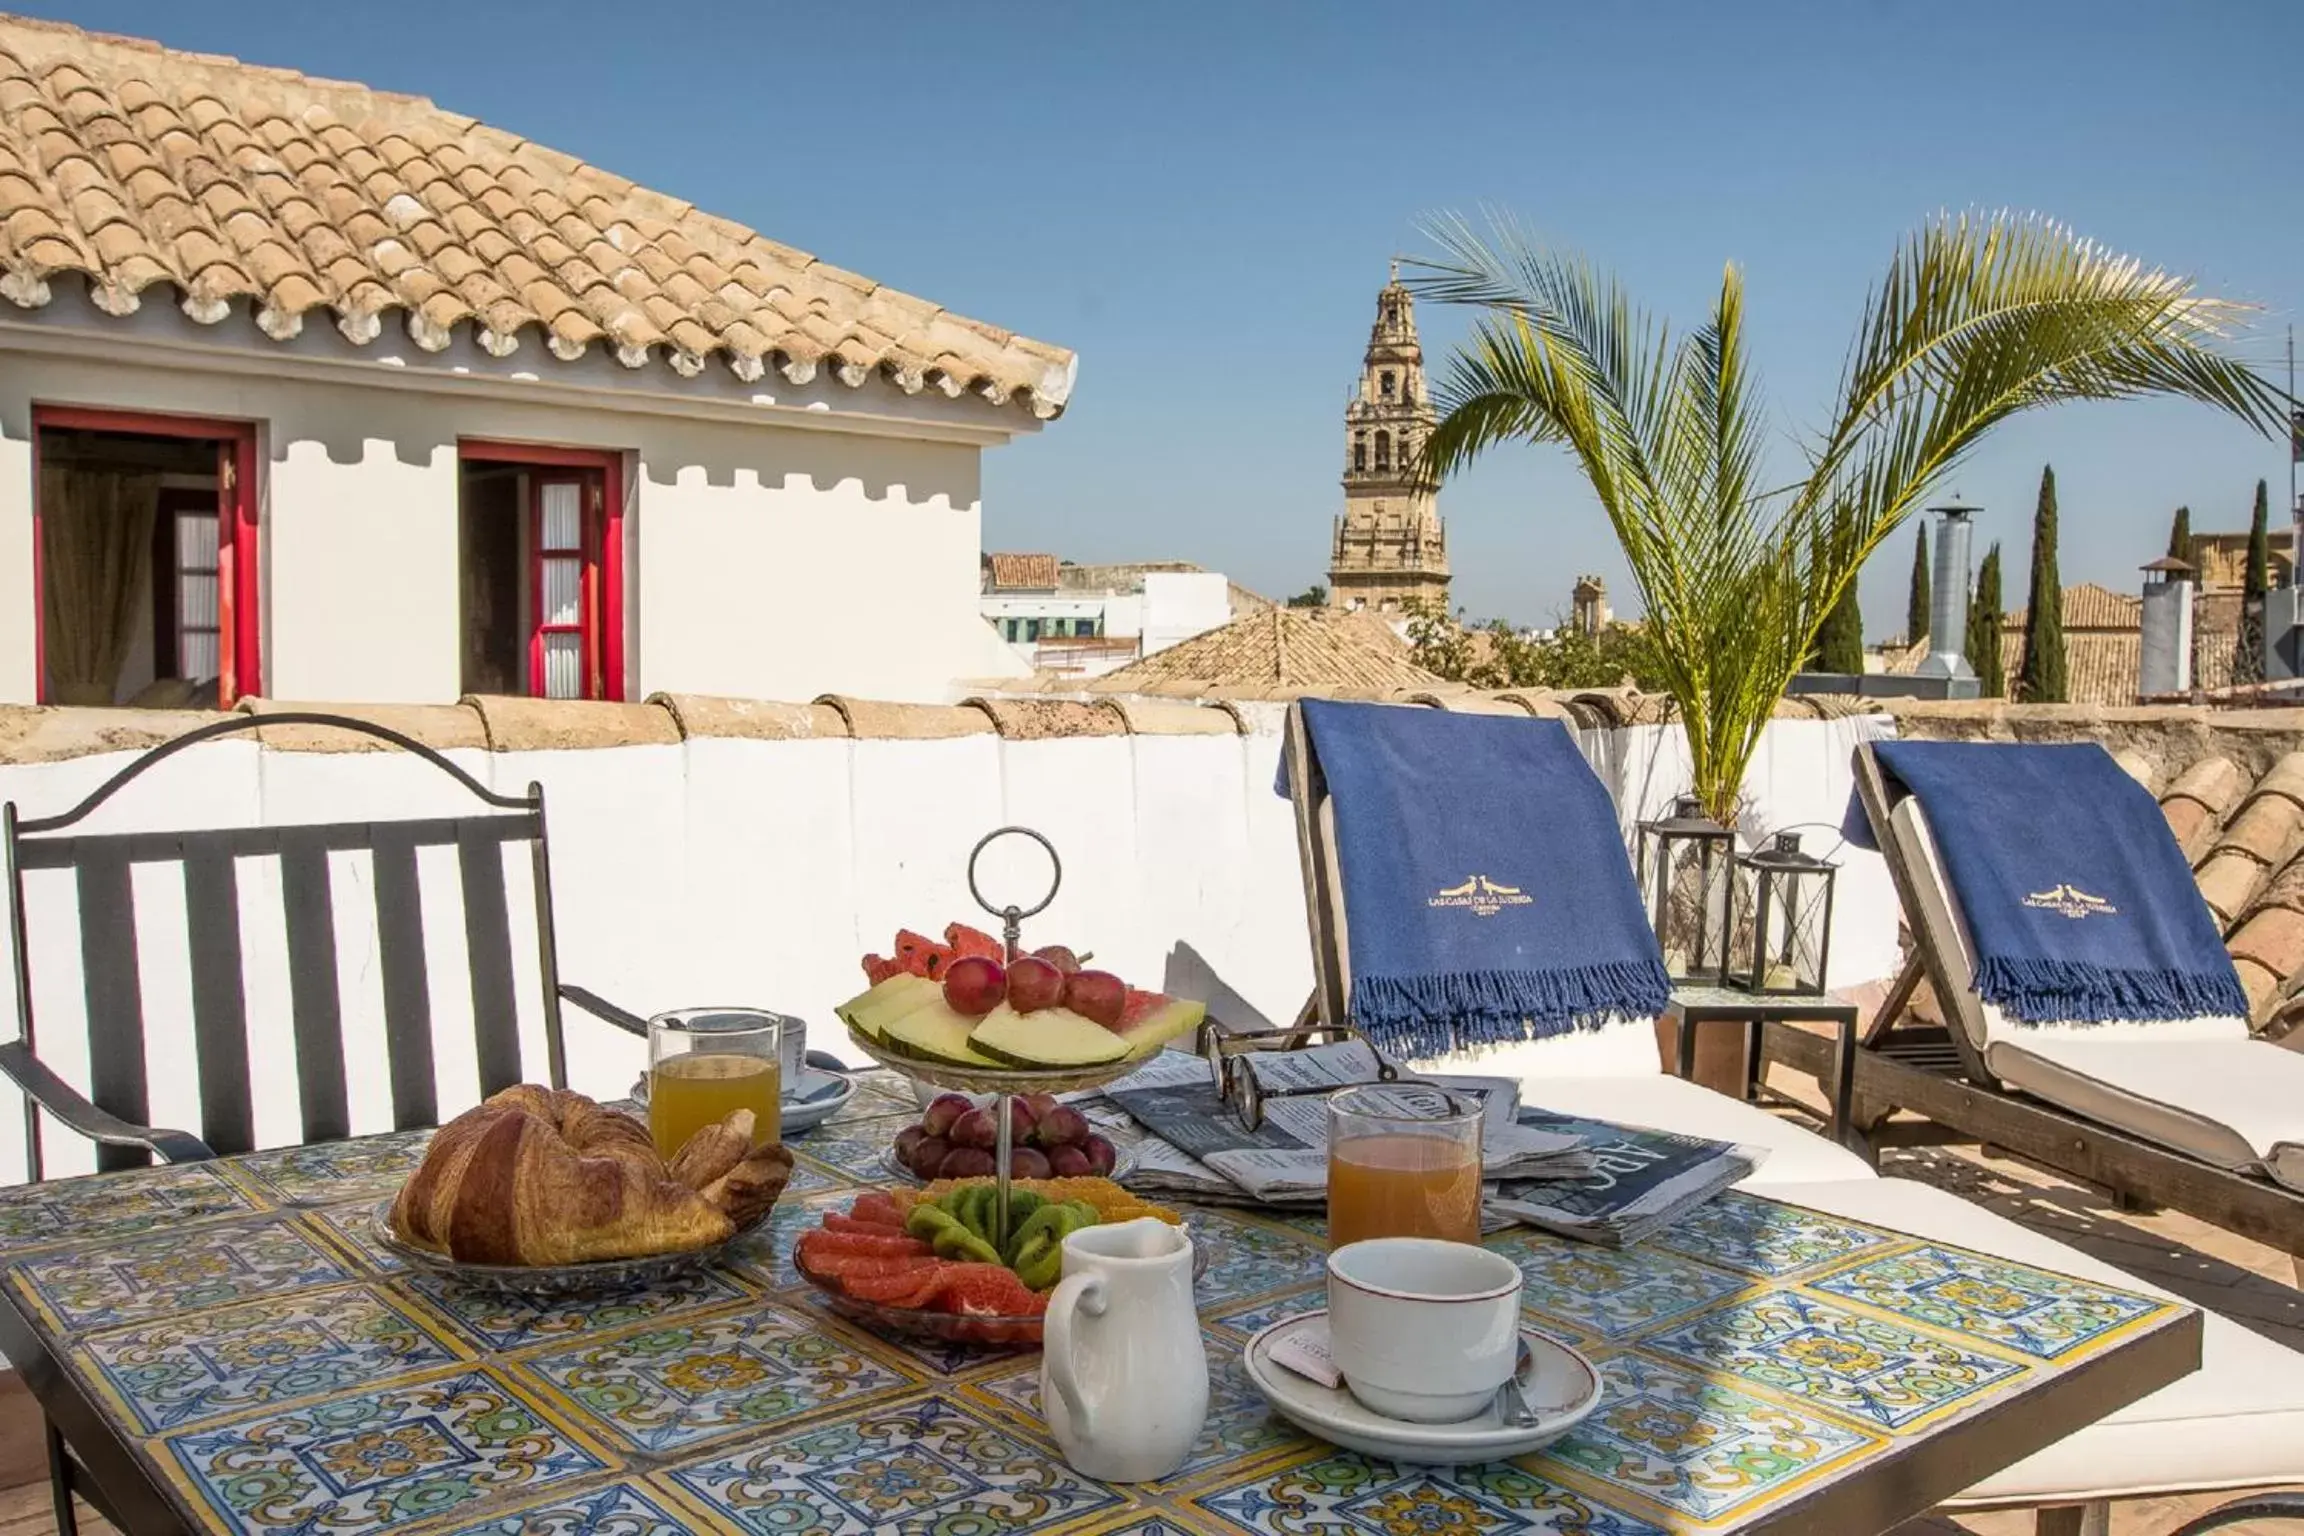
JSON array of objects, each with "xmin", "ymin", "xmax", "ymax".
[
  {"xmin": 1282, "ymin": 700, "xmax": 1672, "ymax": 1056},
  {"xmin": 1855, "ymin": 740, "xmax": 2246, "ymax": 1024}
]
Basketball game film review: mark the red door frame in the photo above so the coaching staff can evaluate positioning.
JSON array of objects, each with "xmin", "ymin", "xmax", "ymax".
[
  {"xmin": 459, "ymin": 440, "xmax": 626, "ymax": 702},
  {"xmin": 30, "ymin": 405, "xmax": 261, "ymax": 705}
]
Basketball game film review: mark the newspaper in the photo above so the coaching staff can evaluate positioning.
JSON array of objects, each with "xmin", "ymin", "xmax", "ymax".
[
  {"xmin": 1487, "ymin": 1109, "xmax": 1763, "ymax": 1247},
  {"xmin": 1100, "ymin": 1041, "xmax": 1590, "ymax": 1208}
]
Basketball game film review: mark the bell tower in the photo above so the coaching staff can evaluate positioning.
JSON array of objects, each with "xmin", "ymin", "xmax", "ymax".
[{"xmin": 1328, "ymin": 264, "xmax": 1450, "ymax": 615}]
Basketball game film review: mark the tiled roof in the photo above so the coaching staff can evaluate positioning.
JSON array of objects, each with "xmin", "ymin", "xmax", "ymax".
[
  {"xmin": 2003, "ymin": 582, "xmax": 2139, "ymax": 631},
  {"xmin": 984, "ymin": 553, "xmax": 1060, "ymax": 591},
  {"xmin": 1886, "ymin": 583, "xmax": 2239, "ymax": 705},
  {"xmin": 1056, "ymin": 561, "xmax": 1274, "ymax": 614},
  {"xmin": 1087, "ymin": 608, "xmax": 1443, "ymax": 692},
  {"xmin": 0, "ymin": 14, "xmax": 1071, "ymax": 417}
]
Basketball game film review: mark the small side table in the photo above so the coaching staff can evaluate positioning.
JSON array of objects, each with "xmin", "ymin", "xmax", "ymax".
[{"xmin": 1665, "ymin": 984, "xmax": 1862, "ymax": 1154}]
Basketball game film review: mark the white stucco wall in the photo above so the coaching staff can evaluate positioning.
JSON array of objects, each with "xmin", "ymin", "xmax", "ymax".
[
  {"xmin": 0, "ymin": 338, "xmax": 1028, "ymax": 706},
  {"xmin": 0, "ymin": 710, "xmax": 1897, "ymax": 1186}
]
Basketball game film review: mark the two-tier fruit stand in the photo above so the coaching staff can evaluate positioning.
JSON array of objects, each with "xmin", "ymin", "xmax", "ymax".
[{"xmin": 842, "ymin": 826, "xmax": 1143, "ymax": 1253}]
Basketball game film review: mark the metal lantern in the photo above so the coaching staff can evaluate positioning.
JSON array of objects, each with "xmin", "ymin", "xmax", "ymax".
[
  {"xmin": 1636, "ymin": 795, "xmax": 1737, "ymax": 985},
  {"xmin": 1730, "ymin": 831, "xmax": 1837, "ymax": 997}
]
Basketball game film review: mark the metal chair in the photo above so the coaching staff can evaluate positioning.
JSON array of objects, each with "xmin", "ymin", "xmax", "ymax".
[{"xmin": 0, "ymin": 711, "xmax": 651, "ymax": 1533}]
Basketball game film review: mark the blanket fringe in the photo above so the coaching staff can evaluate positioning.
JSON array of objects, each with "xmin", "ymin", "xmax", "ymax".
[
  {"xmin": 1974, "ymin": 955, "xmax": 2251, "ymax": 1025},
  {"xmin": 1349, "ymin": 961, "xmax": 1673, "ymax": 1060}
]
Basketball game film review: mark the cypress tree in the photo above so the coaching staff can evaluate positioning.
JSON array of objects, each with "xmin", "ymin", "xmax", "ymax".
[
  {"xmin": 1966, "ymin": 542, "xmax": 2004, "ymax": 696},
  {"xmin": 2017, "ymin": 466, "xmax": 2067, "ymax": 702},
  {"xmin": 2168, "ymin": 505, "xmax": 2194, "ymax": 566},
  {"xmin": 1818, "ymin": 575, "xmax": 1864, "ymax": 673},
  {"xmin": 1906, "ymin": 524, "xmax": 1931, "ymax": 646},
  {"xmin": 2236, "ymin": 479, "xmax": 2270, "ymax": 685}
]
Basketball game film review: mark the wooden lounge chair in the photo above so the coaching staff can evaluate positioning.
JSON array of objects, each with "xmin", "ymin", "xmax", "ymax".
[
  {"xmin": 0, "ymin": 712, "xmax": 657, "ymax": 1535},
  {"xmin": 1284, "ymin": 702, "xmax": 2304, "ymax": 1533},
  {"xmin": 1778, "ymin": 739, "xmax": 2304, "ymax": 1278}
]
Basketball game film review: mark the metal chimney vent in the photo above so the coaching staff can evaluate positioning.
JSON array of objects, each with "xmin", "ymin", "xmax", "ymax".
[{"xmin": 1915, "ymin": 501, "xmax": 1978, "ymax": 680}]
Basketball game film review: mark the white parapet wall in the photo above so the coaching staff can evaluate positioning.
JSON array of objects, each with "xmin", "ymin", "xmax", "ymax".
[{"xmin": 0, "ymin": 694, "xmax": 1902, "ymax": 1184}]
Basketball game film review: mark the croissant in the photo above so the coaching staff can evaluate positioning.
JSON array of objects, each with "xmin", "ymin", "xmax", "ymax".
[{"xmin": 390, "ymin": 1085, "xmax": 787, "ymax": 1265}]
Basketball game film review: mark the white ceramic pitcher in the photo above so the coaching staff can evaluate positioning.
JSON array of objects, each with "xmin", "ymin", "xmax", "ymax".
[{"xmin": 1040, "ymin": 1216, "xmax": 1208, "ymax": 1483}]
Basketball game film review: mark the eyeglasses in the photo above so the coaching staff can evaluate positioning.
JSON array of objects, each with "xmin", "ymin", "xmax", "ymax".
[{"xmin": 1196, "ymin": 1014, "xmax": 1401, "ymax": 1131}]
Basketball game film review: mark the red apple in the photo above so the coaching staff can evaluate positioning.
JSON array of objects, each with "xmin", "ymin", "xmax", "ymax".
[
  {"xmin": 1062, "ymin": 970, "xmax": 1126, "ymax": 1029},
  {"xmin": 939, "ymin": 1147, "xmax": 996, "ymax": 1179},
  {"xmin": 1047, "ymin": 1144, "xmax": 1091, "ymax": 1178},
  {"xmin": 921, "ymin": 1093, "xmax": 974, "ymax": 1137},
  {"xmin": 1004, "ymin": 956, "xmax": 1066, "ymax": 1012},
  {"xmin": 1008, "ymin": 1146, "xmax": 1052, "ymax": 1180},
  {"xmin": 907, "ymin": 1134, "xmax": 951, "ymax": 1178},
  {"xmin": 1036, "ymin": 1105, "xmax": 1090, "ymax": 1148},
  {"xmin": 942, "ymin": 955, "xmax": 1006, "ymax": 1017},
  {"xmin": 1083, "ymin": 1134, "xmax": 1117, "ymax": 1177},
  {"xmin": 1032, "ymin": 944, "xmax": 1083, "ymax": 974},
  {"xmin": 950, "ymin": 1108, "xmax": 998, "ymax": 1150}
]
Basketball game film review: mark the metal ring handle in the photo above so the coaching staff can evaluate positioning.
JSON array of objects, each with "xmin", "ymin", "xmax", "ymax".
[{"xmin": 966, "ymin": 825, "xmax": 1062, "ymax": 923}]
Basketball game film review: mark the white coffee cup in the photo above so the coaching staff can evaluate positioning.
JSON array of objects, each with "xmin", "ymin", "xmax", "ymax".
[{"xmin": 1326, "ymin": 1238, "xmax": 1524, "ymax": 1423}]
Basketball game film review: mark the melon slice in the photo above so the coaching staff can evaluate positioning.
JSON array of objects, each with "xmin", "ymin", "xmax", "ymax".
[
  {"xmin": 882, "ymin": 998, "xmax": 1002, "ymax": 1068},
  {"xmin": 835, "ymin": 974, "xmax": 941, "ymax": 1042},
  {"xmin": 1114, "ymin": 989, "xmax": 1207, "ymax": 1059},
  {"xmin": 969, "ymin": 1005, "xmax": 1129, "ymax": 1069}
]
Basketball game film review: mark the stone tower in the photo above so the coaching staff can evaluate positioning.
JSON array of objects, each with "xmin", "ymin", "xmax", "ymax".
[{"xmin": 1328, "ymin": 266, "xmax": 1450, "ymax": 615}]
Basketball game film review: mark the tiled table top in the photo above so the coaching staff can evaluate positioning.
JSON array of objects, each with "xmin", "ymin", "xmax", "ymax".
[{"xmin": 0, "ymin": 1071, "xmax": 2195, "ymax": 1536}]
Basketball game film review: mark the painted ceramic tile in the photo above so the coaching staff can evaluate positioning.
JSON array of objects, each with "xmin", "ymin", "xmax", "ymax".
[
  {"xmin": 401, "ymin": 1265, "xmax": 753, "ymax": 1353},
  {"xmin": 432, "ymin": 1480, "xmax": 694, "ymax": 1535},
  {"xmin": 788, "ymin": 1124, "xmax": 910, "ymax": 1185},
  {"xmin": 1487, "ymin": 1230, "xmax": 1746, "ymax": 1342},
  {"xmin": 782, "ymin": 1157, "xmax": 844, "ymax": 1198},
  {"xmin": 966, "ymin": 1347, "xmax": 1301, "ymax": 1491},
  {"xmin": 10, "ymin": 1216, "xmax": 351, "ymax": 1332},
  {"xmin": 0, "ymin": 1161, "xmax": 262, "ymax": 1252},
  {"xmin": 1650, "ymin": 1193, "xmax": 1897, "ymax": 1280},
  {"xmin": 843, "ymin": 1074, "xmax": 920, "ymax": 1119},
  {"xmin": 1535, "ymin": 1352, "xmax": 1875, "ymax": 1526},
  {"xmin": 231, "ymin": 1129, "xmax": 435, "ymax": 1206},
  {"xmin": 160, "ymin": 1368, "xmax": 609, "ymax": 1535},
  {"xmin": 1642, "ymin": 1290, "xmax": 2030, "ymax": 1431},
  {"xmin": 665, "ymin": 1394, "xmax": 1124, "ymax": 1535},
  {"xmin": 1810, "ymin": 1245, "xmax": 2166, "ymax": 1361},
  {"xmin": 1204, "ymin": 1287, "xmax": 1324, "ymax": 1346},
  {"xmin": 299, "ymin": 1200, "xmax": 406, "ymax": 1276},
  {"xmin": 75, "ymin": 1282, "xmax": 460, "ymax": 1433},
  {"xmin": 522, "ymin": 1304, "xmax": 916, "ymax": 1454},
  {"xmin": 1186, "ymin": 1210, "xmax": 1330, "ymax": 1312},
  {"xmin": 1194, "ymin": 1449, "xmax": 1667, "ymax": 1536}
]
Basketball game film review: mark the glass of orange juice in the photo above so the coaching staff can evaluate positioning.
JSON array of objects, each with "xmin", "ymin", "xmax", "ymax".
[
  {"xmin": 1326, "ymin": 1085, "xmax": 1484, "ymax": 1250},
  {"xmin": 647, "ymin": 1009, "xmax": 789, "ymax": 1158}
]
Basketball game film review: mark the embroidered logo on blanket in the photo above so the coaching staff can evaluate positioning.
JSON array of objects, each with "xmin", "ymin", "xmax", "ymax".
[
  {"xmin": 2022, "ymin": 883, "xmax": 2119, "ymax": 920},
  {"xmin": 1429, "ymin": 874, "xmax": 1535, "ymax": 918}
]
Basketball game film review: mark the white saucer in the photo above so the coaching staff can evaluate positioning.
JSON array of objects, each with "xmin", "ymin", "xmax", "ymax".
[
  {"xmin": 1243, "ymin": 1310, "xmax": 1603, "ymax": 1466},
  {"xmin": 629, "ymin": 1067, "xmax": 856, "ymax": 1136}
]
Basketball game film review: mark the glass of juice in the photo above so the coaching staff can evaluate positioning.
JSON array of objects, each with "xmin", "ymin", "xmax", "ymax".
[
  {"xmin": 1326, "ymin": 1084, "xmax": 1484, "ymax": 1249},
  {"xmin": 647, "ymin": 1008, "xmax": 789, "ymax": 1158}
]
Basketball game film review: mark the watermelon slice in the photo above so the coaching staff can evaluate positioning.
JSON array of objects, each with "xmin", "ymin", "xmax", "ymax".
[
  {"xmin": 861, "ymin": 953, "xmax": 905, "ymax": 985},
  {"xmin": 945, "ymin": 923, "xmax": 1004, "ymax": 961},
  {"xmin": 1113, "ymin": 989, "xmax": 1208, "ymax": 1059},
  {"xmin": 893, "ymin": 929, "xmax": 957, "ymax": 979}
]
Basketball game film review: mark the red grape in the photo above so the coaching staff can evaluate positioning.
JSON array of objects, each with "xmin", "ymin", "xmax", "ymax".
[
  {"xmin": 1083, "ymin": 1135, "xmax": 1117, "ymax": 1176},
  {"xmin": 1062, "ymin": 970, "xmax": 1126, "ymax": 1028},
  {"xmin": 1031, "ymin": 944, "xmax": 1083, "ymax": 974},
  {"xmin": 907, "ymin": 1135, "xmax": 951, "ymax": 1177},
  {"xmin": 950, "ymin": 1108, "xmax": 997, "ymax": 1150},
  {"xmin": 1004, "ymin": 956, "xmax": 1066, "ymax": 1012},
  {"xmin": 1047, "ymin": 1144, "xmax": 1091, "ymax": 1178},
  {"xmin": 1009, "ymin": 1147, "xmax": 1052, "ymax": 1180},
  {"xmin": 1036, "ymin": 1105, "xmax": 1089, "ymax": 1147},
  {"xmin": 939, "ymin": 1147, "xmax": 996, "ymax": 1179},
  {"xmin": 942, "ymin": 956, "xmax": 1006, "ymax": 1017},
  {"xmin": 921, "ymin": 1093, "xmax": 974, "ymax": 1137}
]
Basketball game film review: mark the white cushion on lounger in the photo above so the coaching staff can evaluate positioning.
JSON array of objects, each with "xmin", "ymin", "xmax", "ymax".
[
  {"xmin": 1890, "ymin": 797, "xmax": 2304, "ymax": 1190},
  {"xmin": 1766, "ymin": 1177, "xmax": 2304, "ymax": 1506}
]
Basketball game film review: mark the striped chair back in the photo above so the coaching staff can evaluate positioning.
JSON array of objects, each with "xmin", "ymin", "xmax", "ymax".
[{"xmin": 4, "ymin": 714, "xmax": 570, "ymax": 1175}]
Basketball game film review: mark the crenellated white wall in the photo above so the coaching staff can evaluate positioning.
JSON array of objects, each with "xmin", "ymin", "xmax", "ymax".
[{"xmin": 0, "ymin": 710, "xmax": 1900, "ymax": 1186}]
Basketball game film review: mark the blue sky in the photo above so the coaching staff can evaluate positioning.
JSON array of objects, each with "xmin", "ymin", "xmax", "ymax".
[{"xmin": 39, "ymin": 0, "xmax": 2304, "ymax": 629}]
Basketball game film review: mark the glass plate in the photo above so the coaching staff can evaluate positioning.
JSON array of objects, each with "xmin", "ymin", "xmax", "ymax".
[
  {"xmin": 792, "ymin": 1220, "xmax": 1209, "ymax": 1345},
  {"xmin": 370, "ymin": 1198, "xmax": 770, "ymax": 1296}
]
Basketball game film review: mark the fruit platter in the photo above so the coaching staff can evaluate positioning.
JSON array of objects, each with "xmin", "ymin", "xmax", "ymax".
[
  {"xmin": 835, "ymin": 921, "xmax": 1205, "ymax": 1096},
  {"xmin": 886, "ymin": 1091, "xmax": 1124, "ymax": 1183},
  {"xmin": 793, "ymin": 1177, "xmax": 1194, "ymax": 1344}
]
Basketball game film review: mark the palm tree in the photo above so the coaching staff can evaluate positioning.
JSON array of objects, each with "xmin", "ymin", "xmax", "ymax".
[{"xmin": 1414, "ymin": 211, "xmax": 2285, "ymax": 824}]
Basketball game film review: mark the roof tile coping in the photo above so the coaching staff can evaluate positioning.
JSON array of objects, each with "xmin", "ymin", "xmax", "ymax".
[
  {"xmin": 238, "ymin": 698, "xmax": 487, "ymax": 752},
  {"xmin": 0, "ymin": 703, "xmax": 231, "ymax": 765},
  {"xmin": 814, "ymin": 696, "xmax": 993, "ymax": 741},
  {"xmin": 650, "ymin": 694, "xmax": 849, "ymax": 742},
  {"xmin": 461, "ymin": 694, "xmax": 681, "ymax": 752}
]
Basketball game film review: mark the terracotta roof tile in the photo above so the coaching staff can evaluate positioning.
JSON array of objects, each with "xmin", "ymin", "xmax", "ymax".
[
  {"xmin": 1088, "ymin": 609, "xmax": 1444, "ymax": 693},
  {"xmin": 985, "ymin": 552, "xmax": 1059, "ymax": 591},
  {"xmin": 0, "ymin": 13, "xmax": 1071, "ymax": 418}
]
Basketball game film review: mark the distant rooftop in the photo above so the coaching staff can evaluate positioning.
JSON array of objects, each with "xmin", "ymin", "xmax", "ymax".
[{"xmin": 1082, "ymin": 607, "xmax": 1440, "ymax": 693}]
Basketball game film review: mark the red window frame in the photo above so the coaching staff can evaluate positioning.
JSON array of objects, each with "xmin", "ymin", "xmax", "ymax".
[
  {"xmin": 150, "ymin": 486, "xmax": 222, "ymax": 683},
  {"xmin": 31, "ymin": 405, "xmax": 260, "ymax": 705},
  {"xmin": 459, "ymin": 440, "xmax": 626, "ymax": 702}
]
